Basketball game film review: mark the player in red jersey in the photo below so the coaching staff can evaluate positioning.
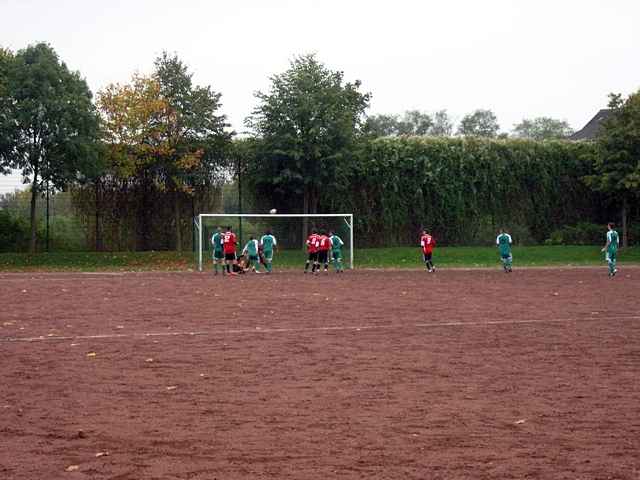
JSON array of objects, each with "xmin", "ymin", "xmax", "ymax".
[
  {"xmin": 317, "ymin": 229, "xmax": 331, "ymax": 274},
  {"xmin": 304, "ymin": 228, "xmax": 320, "ymax": 274},
  {"xmin": 420, "ymin": 228, "xmax": 436, "ymax": 273},
  {"xmin": 222, "ymin": 225, "xmax": 238, "ymax": 275}
]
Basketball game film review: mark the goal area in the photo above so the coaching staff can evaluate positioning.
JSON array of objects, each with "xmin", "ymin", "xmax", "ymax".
[{"xmin": 195, "ymin": 213, "xmax": 354, "ymax": 272}]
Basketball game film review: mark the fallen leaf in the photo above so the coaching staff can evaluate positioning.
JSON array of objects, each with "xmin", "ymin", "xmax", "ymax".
[
  {"xmin": 166, "ymin": 385, "xmax": 178, "ymax": 390},
  {"xmin": 514, "ymin": 419, "xmax": 526, "ymax": 425},
  {"xmin": 86, "ymin": 352, "xmax": 97, "ymax": 357},
  {"xmin": 145, "ymin": 358, "xmax": 154, "ymax": 363},
  {"xmin": 65, "ymin": 465, "xmax": 80, "ymax": 472},
  {"xmin": 95, "ymin": 451, "xmax": 109, "ymax": 458}
]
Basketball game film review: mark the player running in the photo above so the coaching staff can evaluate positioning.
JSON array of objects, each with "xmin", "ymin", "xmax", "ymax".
[
  {"xmin": 601, "ymin": 222, "xmax": 619, "ymax": 277},
  {"xmin": 420, "ymin": 228, "xmax": 436, "ymax": 272},
  {"xmin": 304, "ymin": 228, "xmax": 320, "ymax": 274},
  {"xmin": 496, "ymin": 228, "xmax": 513, "ymax": 273},
  {"xmin": 317, "ymin": 229, "xmax": 331, "ymax": 274},
  {"xmin": 260, "ymin": 229, "xmax": 277, "ymax": 274},
  {"xmin": 222, "ymin": 225, "xmax": 238, "ymax": 275},
  {"xmin": 211, "ymin": 226, "xmax": 224, "ymax": 275},
  {"xmin": 329, "ymin": 230, "xmax": 344, "ymax": 273},
  {"xmin": 242, "ymin": 236, "xmax": 262, "ymax": 273}
]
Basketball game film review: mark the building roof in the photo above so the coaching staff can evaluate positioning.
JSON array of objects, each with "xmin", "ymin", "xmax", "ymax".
[{"xmin": 569, "ymin": 109, "xmax": 614, "ymax": 140}]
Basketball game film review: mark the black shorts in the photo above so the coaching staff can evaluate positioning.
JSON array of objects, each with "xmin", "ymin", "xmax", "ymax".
[
  {"xmin": 318, "ymin": 250, "xmax": 329, "ymax": 263},
  {"xmin": 308, "ymin": 252, "xmax": 318, "ymax": 262},
  {"xmin": 224, "ymin": 252, "xmax": 236, "ymax": 261},
  {"xmin": 423, "ymin": 252, "xmax": 433, "ymax": 262}
]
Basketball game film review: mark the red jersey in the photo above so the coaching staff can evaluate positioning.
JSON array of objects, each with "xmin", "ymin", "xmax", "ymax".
[
  {"xmin": 318, "ymin": 234, "xmax": 331, "ymax": 251},
  {"xmin": 420, "ymin": 234, "xmax": 435, "ymax": 254},
  {"xmin": 222, "ymin": 231, "xmax": 237, "ymax": 254},
  {"xmin": 306, "ymin": 233, "xmax": 320, "ymax": 253}
]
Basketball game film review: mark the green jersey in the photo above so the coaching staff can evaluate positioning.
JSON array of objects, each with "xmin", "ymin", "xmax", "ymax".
[
  {"xmin": 607, "ymin": 230, "xmax": 619, "ymax": 253},
  {"xmin": 496, "ymin": 233, "xmax": 512, "ymax": 256},
  {"xmin": 211, "ymin": 232, "xmax": 223, "ymax": 252},
  {"xmin": 260, "ymin": 234, "xmax": 277, "ymax": 252},
  {"xmin": 243, "ymin": 239, "xmax": 259, "ymax": 257},
  {"xmin": 330, "ymin": 234, "xmax": 344, "ymax": 251}
]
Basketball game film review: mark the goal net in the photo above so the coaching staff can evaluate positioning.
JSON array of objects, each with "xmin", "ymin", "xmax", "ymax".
[{"xmin": 195, "ymin": 213, "xmax": 354, "ymax": 272}]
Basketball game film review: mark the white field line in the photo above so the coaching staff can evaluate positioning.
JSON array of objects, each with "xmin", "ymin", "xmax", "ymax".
[
  {"xmin": 2, "ymin": 314, "xmax": 639, "ymax": 344},
  {"xmin": 1, "ymin": 265, "xmax": 639, "ymax": 278}
]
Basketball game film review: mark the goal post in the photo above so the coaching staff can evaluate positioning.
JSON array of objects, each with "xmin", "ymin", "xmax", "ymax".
[{"xmin": 195, "ymin": 213, "xmax": 354, "ymax": 272}]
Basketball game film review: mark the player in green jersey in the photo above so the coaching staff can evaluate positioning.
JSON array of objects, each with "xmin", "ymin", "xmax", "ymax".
[
  {"xmin": 328, "ymin": 230, "xmax": 344, "ymax": 273},
  {"xmin": 211, "ymin": 226, "xmax": 225, "ymax": 275},
  {"xmin": 241, "ymin": 236, "xmax": 262, "ymax": 273},
  {"xmin": 601, "ymin": 222, "xmax": 619, "ymax": 277},
  {"xmin": 496, "ymin": 228, "xmax": 513, "ymax": 273},
  {"xmin": 260, "ymin": 229, "xmax": 277, "ymax": 273}
]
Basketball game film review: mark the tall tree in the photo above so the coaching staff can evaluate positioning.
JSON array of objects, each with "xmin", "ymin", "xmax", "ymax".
[
  {"xmin": 97, "ymin": 61, "xmax": 231, "ymax": 250},
  {"xmin": 584, "ymin": 91, "xmax": 640, "ymax": 247},
  {"xmin": 397, "ymin": 110, "xmax": 433, "ymax": 135},
  {"xmin": 365, "ymin": 110, "xmax": 437, "ymax": 137},
  {"xmin": 457, "ymin": 109, "xmax": 500, "ymax": 137},
  {"xmin": 0, "ymin": 48, "xmax": 14, "ymax": 175},
  {"xmin": 247, "ymin": 53, "xmax": 370, "ymax": 225},
  {"xmin": 0, "ymin": 43, "xmax": 99, "ymax": 252},
  {"xmin": 513, "ymin": 117, "xmax": 574, "ymax": 140},
  {"xmin": 152, "ymin": 52, "xmax": 232, "ymax": 250},
  {"xmin": 98, "ymin": 74, "xmax": 175, "ymax": 250},
  {"xmin": 363, "ymin": 114, "xmax": 400, "ymax": 137},
  {"xmin": 431, "ymin": 110, "xmax": 454, "ymax": 137}
]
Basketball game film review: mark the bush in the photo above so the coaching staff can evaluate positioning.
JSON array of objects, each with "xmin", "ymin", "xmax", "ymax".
[
  {"xmin": 547, "ymin": 222, "xmax": 605, "ymax": 245},
  {"xmin": 0, "ymin": 210, "xmax": 31, "ymax": 252}
]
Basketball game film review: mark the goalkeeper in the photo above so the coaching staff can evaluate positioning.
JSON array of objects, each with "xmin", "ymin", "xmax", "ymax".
[
  {"xmin": 211, "ymin": 226, "xmax": 224, "ymax": 275},
  {"xmin": 328, "ymin": 230, "xmax": 345, "ymax": 273}
]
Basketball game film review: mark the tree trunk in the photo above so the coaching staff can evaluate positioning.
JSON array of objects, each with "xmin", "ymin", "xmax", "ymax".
[
  {"xmin": 622, "ymin": 198, "xmax": 628, "ymax": 248},
  {"xmin": 95, "ymin": 177, "xmax": 103, "ymax": 251},
  {"xmin": 29, "ymin": 170, "xmax": 39, "ymax": 254},
  {"xmin": 302, "ymin": 186, "xmax": 309, "ymax": 249},
  {"xmin": 174, "ymin": 190, "xmax": 182, "ymax": 251},
  {"xmin": 138, "ymin": 172, "xmax": 151, "ymax": 251}
]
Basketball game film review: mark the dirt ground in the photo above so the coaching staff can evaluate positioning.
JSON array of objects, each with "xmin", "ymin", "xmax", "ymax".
[{"xmin": 1, "ymin": 267, "xmax": 639, "ymax": 479}]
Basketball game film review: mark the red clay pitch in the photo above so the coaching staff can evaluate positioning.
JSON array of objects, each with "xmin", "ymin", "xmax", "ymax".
[{"xmin": 1, "ymin": 268, "xmax": 639, "ymax": 479}]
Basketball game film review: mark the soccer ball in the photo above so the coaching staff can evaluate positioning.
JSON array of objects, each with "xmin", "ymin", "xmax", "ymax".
[{"xmin": 269, "ymin": 208, "xmax": 277, "ymax": 214}]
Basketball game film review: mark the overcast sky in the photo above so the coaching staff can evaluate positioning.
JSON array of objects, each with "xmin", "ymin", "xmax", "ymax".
[{"xmin": 1, "ymin": 0, "xmax": 639, "ymax": 193}]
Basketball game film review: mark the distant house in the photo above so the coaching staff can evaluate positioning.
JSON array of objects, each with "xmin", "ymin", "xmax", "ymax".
[{"xmin": 569, "ymin": 109, "xmax": 613, "ymax": 140}]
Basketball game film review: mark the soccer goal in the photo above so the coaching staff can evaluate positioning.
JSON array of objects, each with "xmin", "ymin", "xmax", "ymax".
[{"xmin": 194, "ymin": 213, "xmax": 354, "ymax": 272}]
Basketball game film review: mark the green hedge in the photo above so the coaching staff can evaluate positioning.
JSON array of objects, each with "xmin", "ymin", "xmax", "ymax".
[{"xmin": 322, "ymin": 137, "xmax": 607, "ymax": 246}]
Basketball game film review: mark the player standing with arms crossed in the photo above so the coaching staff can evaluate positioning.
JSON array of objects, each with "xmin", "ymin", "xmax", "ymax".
[
  {"xmin": 317, "ymin": 229, "xmax": 331, "ymax": 274},
  {"xmin": 304, "ymin": 228, "xmax": 320, "ymax": 274},
  {"xmin": 601, "ymin": 222, "xmax": 619, "ymax": 277},
  {"xmin": 222, "ymin": 225, "xmax": 238, "ymax": 276},
  {"xmin": 211, "ymin": 226, "xmax": 224, "ymax": 275},
  {"xmin": 329, "ymin": 230, "xmax": 344, "ymax": 273},
  {"xmin": 496, "ymin": 228, "xmax": 513, "ymax": 273},
  {"xmin": 420, "ymin": 228, "xmax": 436, "ymax": 272},
  {"xmin": 260, "ymin": 229, "xmax": 277, "ymax": 274}
]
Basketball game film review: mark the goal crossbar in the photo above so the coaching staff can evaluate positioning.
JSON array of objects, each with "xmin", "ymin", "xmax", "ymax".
[{"xmin": 196, "ymin": 213, "xmax": 354, "ymax": 272}]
